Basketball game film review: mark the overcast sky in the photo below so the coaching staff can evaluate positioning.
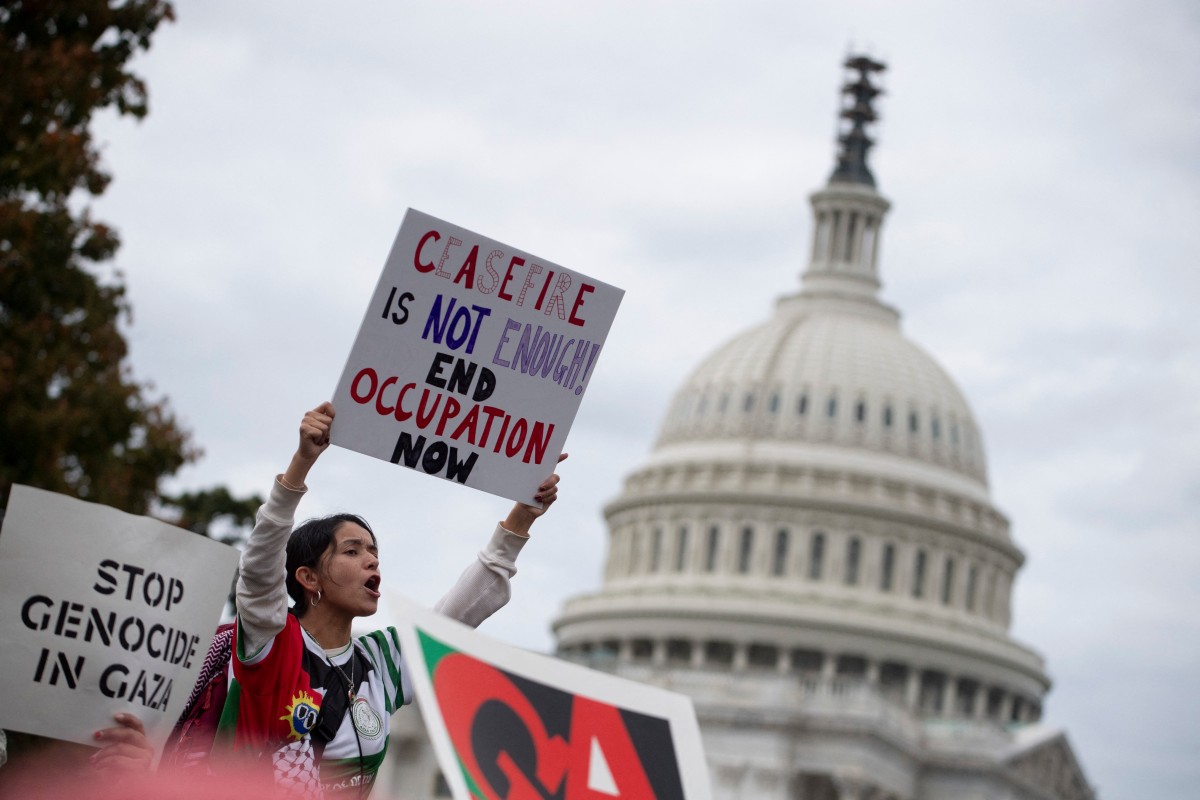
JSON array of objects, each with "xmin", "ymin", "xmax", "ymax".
[{"xmin": 86, "ymin": 2, "xmax": 1198, "ymax": 797}]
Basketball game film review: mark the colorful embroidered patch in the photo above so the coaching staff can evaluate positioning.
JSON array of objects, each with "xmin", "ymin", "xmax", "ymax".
[{"xmin": 280, "ymin": 690, "xmax": 320, "ymax": 741}]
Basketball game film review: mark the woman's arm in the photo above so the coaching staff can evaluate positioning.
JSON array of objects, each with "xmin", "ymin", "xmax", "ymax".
[
  {"xmin": 235, "ymin": 403, "xmax": 332, "ymax": 658},
  {"xmin": 435, "ymin": 455, "xmax": 565, "ymax": 627}
]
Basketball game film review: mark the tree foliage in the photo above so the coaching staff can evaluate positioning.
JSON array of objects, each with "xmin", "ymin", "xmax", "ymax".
[
  {"xmin": 158, "ymin": 484, "xmax": 264, "ymax": 616},
  {"xmin": 0, "ymin": 0, "xmax": 192, "ymax": 514},
  {"xmin": 160, "ymin": 486, "xmax": 263, "ymax": 544}
]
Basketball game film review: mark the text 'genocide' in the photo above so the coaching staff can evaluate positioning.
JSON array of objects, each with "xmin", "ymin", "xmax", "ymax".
[{"xmin": 19, "ymin": 559, "xmax": 201, "ymax": 712}]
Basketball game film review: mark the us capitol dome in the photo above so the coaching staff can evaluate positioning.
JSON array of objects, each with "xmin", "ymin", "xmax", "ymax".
[{"xmin": 551, "ymin": 56, "xmax": 1095, "ymax": 800}]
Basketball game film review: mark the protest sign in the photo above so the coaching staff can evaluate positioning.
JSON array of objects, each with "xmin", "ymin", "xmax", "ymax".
[
  {"xmin": 332, "ymin": 209, "xmax": 624, "ymax": 505},
  {"xmin": 0, "ymin": 485, "xmax": 239, "ymax": 754},
  {"xmin": 391, "ymin": 595, "xmax": 712, "ymax": 800}
]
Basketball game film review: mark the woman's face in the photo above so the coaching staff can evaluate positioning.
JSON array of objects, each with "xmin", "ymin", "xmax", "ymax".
[{"xmin": 318, "ymin": 522, "xmax": 382, "ymax": 618}]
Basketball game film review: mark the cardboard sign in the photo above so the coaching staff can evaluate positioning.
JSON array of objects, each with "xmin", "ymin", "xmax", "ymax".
[
  {"xmin": 0, "ymin": 485, "xmax": 239, "ymax": 754},
  {"xmin": 391, "ymin": 595, "xmax": 712, "ymax": 800},
  {"xmin": 332, "ymin": 209, "xmax": 624, "ymax": 505}
]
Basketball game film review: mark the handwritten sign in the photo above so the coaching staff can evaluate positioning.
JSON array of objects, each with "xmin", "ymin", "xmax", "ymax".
[
  {"xmin": 332, "ymin": 209, "xmax": 624, "ymax": 504},
  {"xmin": 391, "ymin": 595, "xmax": 711, "ymax": 800},
  {"xmin": 0, "ymin": 485, "xmax": 239, "ymax": 754}
]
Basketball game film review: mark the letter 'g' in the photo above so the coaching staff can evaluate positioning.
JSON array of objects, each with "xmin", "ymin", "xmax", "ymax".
[{"xmin": 21, "ymin": 595, "xmax": 52, "ymax": 631}]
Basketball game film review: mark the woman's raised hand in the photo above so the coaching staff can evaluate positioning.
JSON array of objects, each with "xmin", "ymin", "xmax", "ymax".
[
  {"xmin": 298, "ymin": 402, "xmax": 335, "ymax": 462},
  {"xmin": 282, "ymin": 402, "xmax": 335, "ymax": 491}
]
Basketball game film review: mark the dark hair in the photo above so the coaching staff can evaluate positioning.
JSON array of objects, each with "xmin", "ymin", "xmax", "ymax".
[{"xmin": 285, "ymin": 513, "xmax": 376, "ymax": 617}]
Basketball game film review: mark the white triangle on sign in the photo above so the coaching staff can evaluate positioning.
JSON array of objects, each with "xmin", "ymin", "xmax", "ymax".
[{"xmin": 587, "ymin": 735, "xmax": 620, "ymax": 796}]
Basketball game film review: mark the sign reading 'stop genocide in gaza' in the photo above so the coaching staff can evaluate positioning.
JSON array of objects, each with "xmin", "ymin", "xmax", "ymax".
[
  {"xmin": 0, "ymin": 485, "xmax": 239, "ymax": 755},
  {"xmin": 332, "ymin": 209, "xmax": 624, "ymax": 505}
]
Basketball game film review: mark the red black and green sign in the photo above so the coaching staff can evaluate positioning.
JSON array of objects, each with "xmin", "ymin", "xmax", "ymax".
[{"xmin": 419, "ymin": 629, "xmax": 687, "ymax": 799}]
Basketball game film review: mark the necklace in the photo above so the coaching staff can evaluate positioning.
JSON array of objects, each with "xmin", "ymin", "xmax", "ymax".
[
  {"xmin": 300, "ymin": 623, "xmax": 382, "ymax": 740},
  {"xmin": 330, "ymin": 653, "xmax": 356, "ymax": 702},
  {"xmin": 332, "ymin": 652, "xmax": 383, "ymax": 739},
  {"xmin": 299, "ymin": 624, "xmax": 356, "ymax": 701}
]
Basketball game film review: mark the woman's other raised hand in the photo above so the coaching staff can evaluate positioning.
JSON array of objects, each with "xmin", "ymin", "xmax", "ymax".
[{"xmin": 503, "ymin": 452, "xmax": 568, "ymax": 536}]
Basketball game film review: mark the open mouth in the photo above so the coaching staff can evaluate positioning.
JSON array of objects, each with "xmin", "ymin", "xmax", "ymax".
[{"xmin": 365, "ymin": 575, "xmax": 381, "ymax": 597}]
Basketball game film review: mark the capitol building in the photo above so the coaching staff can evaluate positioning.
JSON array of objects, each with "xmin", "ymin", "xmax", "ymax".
[{"xmin": 382, "ymin": 56, "xmax": 1096, "ymax": 800}]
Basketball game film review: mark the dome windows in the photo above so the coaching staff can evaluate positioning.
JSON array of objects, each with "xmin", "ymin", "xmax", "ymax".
[
  {"xmin": 913, "ymin": 549, "xmax": 928, "ymax": 598},
  {"xmin": 942, "ymin": 558, "xmax": 956, "ymax": 605},
  {"xmin": 705, "ymin": 640, "xmax": 734, "ymax": 667},
  {"xmin": 626, "ymin": 529, "xmax": 641, "ymax": 576},
  {"xmin": 792, "ymin": 648, "xmax": 822, "ymax": 674},
  {"xmin": 675, "ymin": 526, "xmax": 690, "ymax": 572},
  {"xmin": 809, "ymin": 532, "xmax": 826, "ymax": 580},
  {"xmin": 748, "ymin": 644, "xmax": 779, "ymax": 670},
  {"xmin": 704, "ymin": 525, "xmax": 720, "ymax": 572},
  {"xmin": 610, "ymin": 512, "xmax": 1005, "ymax": 629},
  {"xmin": 666, "ymin": 639, "xmax": 692, "ymax": 664},
  {"xmin": 837, "ymin": 654, "xmax": 868, "ymax": 679},
  {"xmin": 966, "ymin": 564, "xmax": 979, "ymax": 611},
  {"xmin": 655, "ymin": 313, "xmax": 989, "ymax": 484},
  {"xmin": 845, "ymin": 537, "xmax": 862, "ymax": 585},
  {"xmin": 772, "ymin": 529, "xmax": 790, "ymax": 576},
  {"xmin": 621, "ymin": 518, "xmax": 997, "ymax": 618},
  {"xmin": 662, "ymin": 380, "xmax": 986, "ymax": 453},
  {"xmin": 737, "ymin": 527, "xmax": 754, "ymax": 573},
  {"xmin": 881, "ymin": 543, "xmax": 896, "ymax": 591}
]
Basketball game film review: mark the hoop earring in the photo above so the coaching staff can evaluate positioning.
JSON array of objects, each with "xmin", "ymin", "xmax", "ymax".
[{"xmin": 311, "ymin": 590, "xmax": 322, "ymax": 607}]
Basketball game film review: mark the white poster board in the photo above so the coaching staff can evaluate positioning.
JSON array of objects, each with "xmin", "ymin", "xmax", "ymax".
[
  {"xmin": 391, "ymin": 595, "xmax": 712, "ymax": 800},
  {"xmin": 0, "ymin": 485, "xmax": 239, "ymax": 753},
  {"xmin": 332, "ymin": 209, "xmax": 624, "ymax": 505}
]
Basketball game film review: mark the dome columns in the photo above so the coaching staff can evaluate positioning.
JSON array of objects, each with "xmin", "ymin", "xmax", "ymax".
[
  {"xmin": 802, "ymin": 183, "xmax": 892, "ymax": 302},
  {"xmin": 599, "ymin": 490, "xmax": 1023, "ymax": 632},
  {"xmin": 558, "ymin": 630, "xmax": 1043, "ymax": 727}
]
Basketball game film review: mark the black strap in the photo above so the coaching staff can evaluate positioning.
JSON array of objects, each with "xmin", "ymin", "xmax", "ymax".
[{"xmin": 310, "ymin": 647, "xmax": 373, "ymax": 756}]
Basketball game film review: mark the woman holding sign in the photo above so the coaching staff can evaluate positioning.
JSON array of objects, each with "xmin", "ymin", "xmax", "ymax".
[{"xmin": 225, "ymin": 402, "xmax": 563, "ymax": 798}]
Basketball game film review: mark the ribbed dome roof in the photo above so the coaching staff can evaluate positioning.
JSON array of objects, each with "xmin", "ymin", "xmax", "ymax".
[{"xmin": 656, "ymin": 289, "xmax": 988, "ymax": 488}]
